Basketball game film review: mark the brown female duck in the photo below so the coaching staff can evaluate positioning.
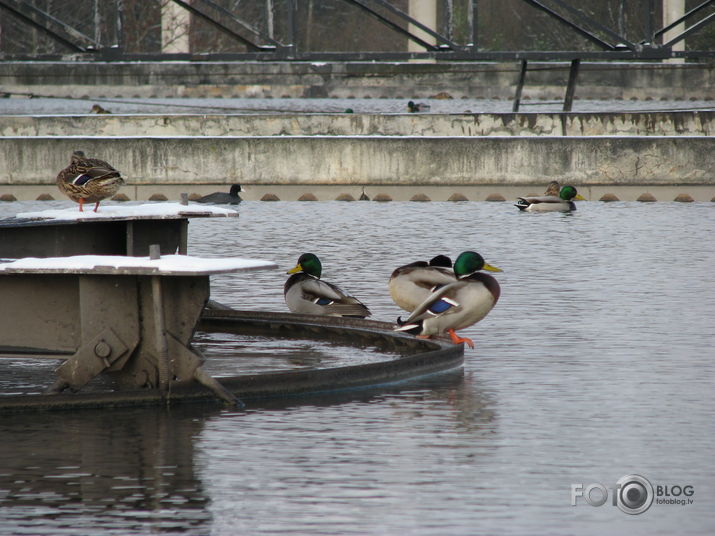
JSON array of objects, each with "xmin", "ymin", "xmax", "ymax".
[{"xmin": 56, "ymin": 151, "xmax": 124, "ymax": 212}]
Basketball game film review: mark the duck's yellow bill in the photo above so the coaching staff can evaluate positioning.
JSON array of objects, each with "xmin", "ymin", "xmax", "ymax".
[
  {"xmin": 287, "ymin": 264, "xmax": 302, "ymax": 274},
  {"xmin": 483, "ymin": 263, "xmax": 503, "ymax": 273},
  {"xmin": 575, "ymin": 194, "xmax": 586, "ymax": 200}
]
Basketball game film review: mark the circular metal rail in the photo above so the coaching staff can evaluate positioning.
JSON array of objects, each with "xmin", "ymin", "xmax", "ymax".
[{"xmin": 0, "ymin": 308, "xmax": 464, "ymax": 413}]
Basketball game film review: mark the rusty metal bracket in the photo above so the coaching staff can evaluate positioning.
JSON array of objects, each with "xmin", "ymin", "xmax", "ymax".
[{"xmin": 50, "ymin": 327, "xmax": 136, "ymax": 393}]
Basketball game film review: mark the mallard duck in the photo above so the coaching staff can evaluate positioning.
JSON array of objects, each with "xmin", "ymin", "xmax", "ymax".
[
  {"xmin": 90, "ymin": 104, "xmax": 111, "ymax": 114},
  {"xmin": 515, "ymin": 185, "xmax": 585, "ymax": 212},
  {"xmin": 389, "ymin": 254, "xmax": 456, "ymax": 313},
  {"xmin": 544, "ymin": 180, "xmax": 561, "ymax": 196},
  {"xmin": 407, "ymin": 100, "xmax": 431, "ymax": 113},
  {"xmin": 56, "ymin": 150, "xmax": 124, "ymax": 212},
  {"xmin": 394, "ymin": 251, "xmax": 501, "ymax": 348},
  {"xmin": 196, "ymin": 184, "xmax": 242, "ymax": 205},
  {"xmin": 284, "ymin": 253, "xmax": 371, "ymax": 318}
]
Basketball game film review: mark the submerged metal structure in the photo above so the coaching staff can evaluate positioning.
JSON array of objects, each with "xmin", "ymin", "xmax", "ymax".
[{"xmin": 0, "ymin": 307, "xmax": 464, "ymax": 412}]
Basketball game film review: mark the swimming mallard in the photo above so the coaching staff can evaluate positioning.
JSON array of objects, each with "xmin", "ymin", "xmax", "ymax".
[
  {"xmin": 56, "ymin": 150, "xmax": 124, "ymax": 212},
  {"xmin": 196, "ymin": 184, "xmax": 242, "ymax": 205},
  {"xmin": 389, "ymin": 254, "xmax": 456, "ymax": 313},
  {"xmin": 395, "ymin": 251, "xmax": 501, "ymax": 348},
  {"xmin": 284, "ymin": 253, "xmax": 371, "ymax": 318},
  {"xmin": 514, "ymin": 185, "xmax": 585, "ymax": 212}
]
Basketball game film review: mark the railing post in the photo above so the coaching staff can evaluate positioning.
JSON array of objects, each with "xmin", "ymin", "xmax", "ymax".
[
  {"xmin": 563, "ymin": 58, "xmax": 580, "ymax": 112},
  {"xmin": 512, "ymin": 59, "xmax": 528, "ymax": 113},
  {"xmin": 286, "ymin": 0, "xmax": 296, "ymax": 58}
]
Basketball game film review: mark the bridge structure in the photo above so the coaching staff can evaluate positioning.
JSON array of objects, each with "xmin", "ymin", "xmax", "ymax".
[{"xmin": 0, "ymin": 0, "xmax": 713, "ymax": 62}]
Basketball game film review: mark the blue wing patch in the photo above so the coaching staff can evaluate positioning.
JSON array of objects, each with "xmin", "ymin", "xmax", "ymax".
[
  {"xmin": 428, "ymin": 296, "xmax": 459, "ymax": 315},
  {"xmin": 314, "ymin": 297, "xmax": 334, "ymax": 306},
  {"xmin": 429, "ymin": 299, "xmax": 452, "ymax": 314}
]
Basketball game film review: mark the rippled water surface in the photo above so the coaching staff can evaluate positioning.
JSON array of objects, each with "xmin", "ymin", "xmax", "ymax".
[{"xmin": 0, "ymin": 200, "xmax": 714, "ymax": 535}]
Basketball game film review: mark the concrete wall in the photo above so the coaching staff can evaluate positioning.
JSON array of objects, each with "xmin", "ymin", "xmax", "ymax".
[
  {"xmin": 1, "ymin": 111, "xmax": 712, "ymax": 137},
  {"xmin": 1, "ymin": 136, "xmax": 712, "ymax": 193},
  {"xmin": 1, "ymin": 61, "xmax": 713, "ymax": 100}
]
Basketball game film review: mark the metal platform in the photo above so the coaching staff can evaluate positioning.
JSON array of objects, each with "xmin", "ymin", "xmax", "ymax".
[
  {"xmin": 0, "ymin": 309, "xmax": 465, "ymax": 413},
  {"xmin": 0, "ymin": 203, "xmax": 238, "ymax": 259},
  {"xmin": 0, "ymin": 253, "xmax": 277, "ymax": 405}
]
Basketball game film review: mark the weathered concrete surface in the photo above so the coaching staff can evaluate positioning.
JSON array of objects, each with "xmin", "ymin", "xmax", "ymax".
[
  {"xmin": 1, "ymin": 111, "xmax": 712, "ymax": 137},
  {"xmin": 1, "ymin": 61, "xmax": 713, "ymax": 100},
  {"xmin": 1, "ymin": 136, "xmax": 712, "ymax": 192}
]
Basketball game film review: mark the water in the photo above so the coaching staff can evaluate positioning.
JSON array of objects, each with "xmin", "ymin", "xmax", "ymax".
[
  {"xmin": 0, "ymin": 96, "xmax": 713, "ymax": 115},
  {"xmin": 0, "ymin": 199, "xmax": 714, "ymax": 534}
]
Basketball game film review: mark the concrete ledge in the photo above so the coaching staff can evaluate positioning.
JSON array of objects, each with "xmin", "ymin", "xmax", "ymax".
[
  {"xmin": 1, "ymin": 136, "xmax": 713, "ymax": 190},
  {"xmin": 1, "ymin": 61, "xmax": 714, "ymax": 100},
  {"xmin": 1, "ymin": 111, "xmax": 712, "ymax": 137}
]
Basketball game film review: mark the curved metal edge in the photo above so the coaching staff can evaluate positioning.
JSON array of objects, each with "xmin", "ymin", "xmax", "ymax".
[{"xmin": 0, "ymin": 308, "xmax": 464, "ymax": 413}]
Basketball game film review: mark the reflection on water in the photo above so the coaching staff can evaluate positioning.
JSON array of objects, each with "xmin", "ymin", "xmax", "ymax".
[
  {"xmin": 194, "ymin": 332, "xmax": 400, "ymax": 376},
  {"xmin": 0, "ymin": 406, "xmax": 213, "ymax": 535},
  {"xmin": 0, "ymin": 200, "xmax": 714, "ymax": 534}
]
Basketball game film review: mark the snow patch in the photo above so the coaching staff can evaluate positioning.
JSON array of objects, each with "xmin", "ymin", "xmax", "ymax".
[
  {"xmin": 0, "ymin": 254, "xmax": 276, "ymax": 275},
  {"xmin": 15, "ymin": 202, "xmax": 238, "ymax": 221}
]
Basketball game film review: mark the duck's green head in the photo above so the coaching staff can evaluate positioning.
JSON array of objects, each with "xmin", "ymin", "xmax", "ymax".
[
  {"xmin": 560, "ymin": 185, "xmax": 586, "ymax": 201},
  {"xmin": 287, "ymin": 253, "xmax": 322, "ymax": 278},
  {"xmin": 454, "ymin": 251, "xmax": 502, "ymax": 278}
]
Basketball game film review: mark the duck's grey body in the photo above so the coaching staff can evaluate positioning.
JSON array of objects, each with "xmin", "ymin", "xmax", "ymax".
[
  {"xmin": 515, "ymin": 195, "xmax": 576, "ymax": 212},
  {"xmin": 388, "ymin": 261, "xmax": 455, "ymax": 312},
  {"xmin": 284, "ymin": 273, "xmax": 371, "ymax": 317},
  {"xmin": 401, "ymin": 272, "xmax": 500, "ymax": 336}
]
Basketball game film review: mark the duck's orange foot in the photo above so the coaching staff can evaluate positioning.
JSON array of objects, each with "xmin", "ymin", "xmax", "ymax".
[
  {"xmin": 416, "ymin": 334, "xmax": 433, "ymax": 340},
  {"xmin": 447, "ymin": 329, "xmax": 474, "ymax": 349}
]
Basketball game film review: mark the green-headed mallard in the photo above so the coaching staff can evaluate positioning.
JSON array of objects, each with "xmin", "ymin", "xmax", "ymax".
[
  {"xmin": 407, "ymin": 100, "xmax": 431, "ymax": 113},
  {"xmin": 389, "ymin": 254, "xmax": 456, "ymax": 313},
  {"xmin": 395, "ymin": 251, "xmax": 501, "ymax": 348},
  {"xmin": 284, "ymin": 253, "xmax": 371, "ymax": 318},
  {"xmin": 197, "ymin": 184, "xmax": 242, "ymax": 205},
  {"xmin": 56, "ymin": 150, "xmax": 124, "ymax": 212},
  {"xmin": 515, "ymin": 185, "xmax": 585, "ymax": 213}
]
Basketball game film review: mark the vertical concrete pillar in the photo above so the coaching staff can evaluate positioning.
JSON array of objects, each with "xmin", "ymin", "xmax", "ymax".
[
  {"xmin": 162, "ymin": 1, "xmax": 190, "ymax": 53},
  {"xmin": 408, "ymin": 0, "xmax": 437, "ymax": 52},
  {"xmin": 662, "ymin": 0, "xmax": 685, "ymax": 63}
]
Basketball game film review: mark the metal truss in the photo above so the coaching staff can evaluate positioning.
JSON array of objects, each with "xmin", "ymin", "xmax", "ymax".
[{"xmin": 0, "ymin": 0, "xmax": 713, "ymax": 61}]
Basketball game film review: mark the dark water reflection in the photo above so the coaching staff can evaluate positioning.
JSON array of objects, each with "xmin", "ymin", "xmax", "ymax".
[
  {"xmin": 0, "ymin": 200, "xmax": 714, "ymax": 534},
  {"xmin": 0, "ymin": 406, "xmax": 213, "ymax": 534}
]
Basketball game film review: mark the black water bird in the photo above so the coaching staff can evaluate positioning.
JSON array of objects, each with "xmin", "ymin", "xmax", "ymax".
[{"xmin": 196, "ymin": 184, "xmax": 243, "ymax": 205}]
